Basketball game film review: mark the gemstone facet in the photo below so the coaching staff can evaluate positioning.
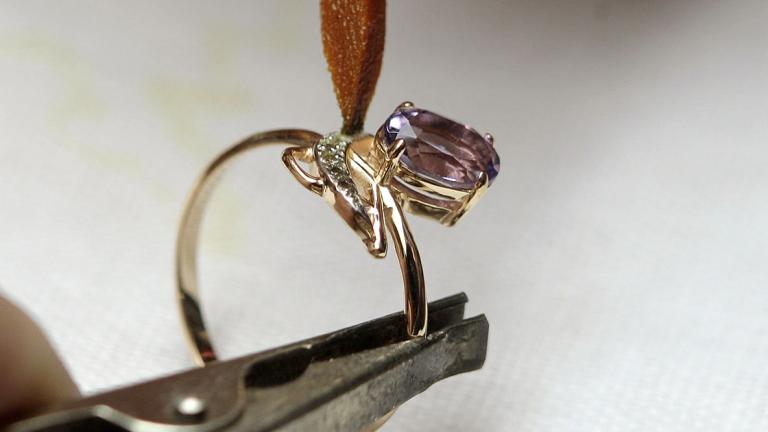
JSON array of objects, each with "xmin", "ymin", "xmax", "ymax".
[{"xmin": 382, "ymin": 108, "xmax": 500, "ymax": 189}]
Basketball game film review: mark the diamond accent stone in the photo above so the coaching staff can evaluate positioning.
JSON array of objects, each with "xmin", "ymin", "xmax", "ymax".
[{"xmin": 314, "ymin": 133, "xmax": 365, "ymax": 211}]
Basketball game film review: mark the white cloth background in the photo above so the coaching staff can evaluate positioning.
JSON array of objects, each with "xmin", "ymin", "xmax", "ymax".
[{"xmin": 1, "ymin": 1, "xmax": 767, "ymax": 431}]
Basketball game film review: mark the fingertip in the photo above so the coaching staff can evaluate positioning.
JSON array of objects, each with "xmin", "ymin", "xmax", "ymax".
[{"xmin": 0, "ymin": 296, "xmax": 79, "ymax": 424}]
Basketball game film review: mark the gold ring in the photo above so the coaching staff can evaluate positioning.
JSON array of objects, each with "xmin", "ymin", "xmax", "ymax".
[{"xmin": 175, "ymin": 102, "xmax": 500, "ymax": 366}]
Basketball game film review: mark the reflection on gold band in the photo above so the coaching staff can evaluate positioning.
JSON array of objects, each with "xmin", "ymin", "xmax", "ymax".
[{"xmin": 176, "ymin": 130, "xmax": 320, "ymax": 366}]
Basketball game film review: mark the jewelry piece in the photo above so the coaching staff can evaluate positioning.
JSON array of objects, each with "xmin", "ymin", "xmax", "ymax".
[{"xmin": 176, "ymin": 102, "xmax": 500, "ymax": 366}]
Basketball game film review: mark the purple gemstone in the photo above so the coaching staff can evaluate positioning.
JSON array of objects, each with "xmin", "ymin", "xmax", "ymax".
[{"xmin": 383, "ymin": 108, "xmax": 500, "ymax": 189}]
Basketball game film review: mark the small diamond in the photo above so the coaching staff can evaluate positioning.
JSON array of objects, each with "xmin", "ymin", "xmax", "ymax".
[{"xmin": 338, "ymin": 179, "xmax": 355, "ymax": 191}]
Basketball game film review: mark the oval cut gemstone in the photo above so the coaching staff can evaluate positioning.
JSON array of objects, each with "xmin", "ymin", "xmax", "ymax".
[{"xmin": 382, "ymin": 108, "xmax": 500, "ymax": 189}]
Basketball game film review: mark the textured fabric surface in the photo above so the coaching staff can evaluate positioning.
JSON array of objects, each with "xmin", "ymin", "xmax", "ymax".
[{"xmin": 1, "ymin": 1, "xmax": 767, "ymax": 431}]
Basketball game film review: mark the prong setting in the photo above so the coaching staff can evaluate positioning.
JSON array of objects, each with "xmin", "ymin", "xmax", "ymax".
[
  {"xmin": 376, "ymin": 137, "xmax": 406, "ymax": 185},
  {"xmin": 375, "ymin": 104, "xmax": 499, "ymax": 226},
  {"xmin": 484, "ymin": 133, "xmax": 494, "ymax": 146}
]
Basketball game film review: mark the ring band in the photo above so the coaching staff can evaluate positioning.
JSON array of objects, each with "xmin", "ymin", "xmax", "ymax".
[
  {"xmin": 175, "ymin": 130, "xmax": 321, "ymax": 365},
  {"xmin": 175, "ymin": 104, "xmax": 499, "ymax": 367},
  {"xmin": 175, "ymin": 129, "xmax": 427, "ymax": 366}
]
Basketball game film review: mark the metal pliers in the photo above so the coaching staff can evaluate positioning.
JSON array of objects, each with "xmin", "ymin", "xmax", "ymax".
[{"xmin": 8, "ymin": 293, "xmax": 488, "ymax": 432}]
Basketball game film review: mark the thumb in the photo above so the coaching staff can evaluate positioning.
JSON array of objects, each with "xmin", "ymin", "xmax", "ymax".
[{"xmin": 0, "ymin": 295, "xmax": 79, "ymax": 425}]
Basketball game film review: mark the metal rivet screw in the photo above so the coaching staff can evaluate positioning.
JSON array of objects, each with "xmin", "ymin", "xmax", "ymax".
[{"xmin": 176, "ymin": 396, "xmax": 206, "ymax": 419}]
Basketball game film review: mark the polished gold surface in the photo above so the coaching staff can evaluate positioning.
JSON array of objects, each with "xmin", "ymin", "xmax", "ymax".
[
  {"xmin": 282, "ymin": 129, "xmax": 428, "ymax": 338},
  {"xmin": 176, "ymin": 127, "xmax": 428, "ymax": 367},
  {"xmin": 176, "ymin": 103, "xmax": 491, "ymax": 367},
  {"xmin": 176, "ymin": 130, "xmax": 321, "ymax": 366}
]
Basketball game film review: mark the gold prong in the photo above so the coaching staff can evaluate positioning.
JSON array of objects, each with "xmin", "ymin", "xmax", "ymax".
[
  {"xmin": 371, "ymin": 125, "xmax": 388, "ymax": 155},
  {"xmin": 484, "ymin": 133, "xmax": 494, "ymax": 146},
  {"xmin": 377, "ymin": 138, "xmax": 406, "ymax": 185},
  {"xmin": 440, "ymin": 172, "xmax": 489, "ymax": 226},
  {"xmin": 398, "ymin": 101, "xmax": 415, "ymax": 110},
  {"xmin": 386, "ymin": 137, "xmax": 406, "ymax": 162}
]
